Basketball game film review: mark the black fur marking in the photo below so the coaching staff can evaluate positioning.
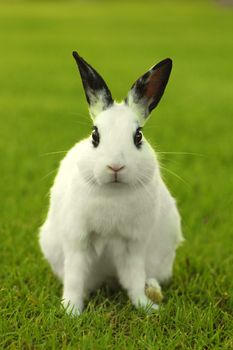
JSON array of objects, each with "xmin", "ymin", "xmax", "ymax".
[
  {"xmin": 92, "ymin": 126, "xmax": 100, "ymax": 148},
  {"xmin": 126, "ymin": 58, "xmax": 172, "ymax": 118},
  {"xmin": 72, "ymin": 51, "xmax": 113, "ymax": 111},
  {"xmin": 134, "ymin": 127, "xmax": 143, "ymax": 148}
]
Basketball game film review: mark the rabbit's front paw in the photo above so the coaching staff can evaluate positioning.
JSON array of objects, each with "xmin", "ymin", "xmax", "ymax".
[
  {"xmin": 134, "ymin": 294, "xmax": 159, "ymax": 312},
  {"xmin": 145, "ymin": 278, "xmax": 163, "ymax": 304},
  {"xmin": 61, "ymin": 298, "xmax": 83, "ymax": 317}
]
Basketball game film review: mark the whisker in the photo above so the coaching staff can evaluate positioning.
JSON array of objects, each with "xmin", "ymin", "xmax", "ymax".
[
  {"xmin": 85, "ymin": 178, "xmax": 97, "ymax": 195},
  {"xmin": 40, "ymin": 168, "xmax": 58, "ymax": 182},
  {"xmin": 136, "ymin": 177, "xmax": 155, "ymax": 202},
  {"xmin": 159, "ymin": 165, "xmax": 190, "ymax": 188},
  {"xmin": 40, "ymin": 150, "xmax": 68, "ymax": 157},
  {"xmin": 81, "ymin": 171, "xmax": 97, "ymax": 193},
  {"xmin": 159, "ymin": 157, "xmax": 181, "ymax": 168},
  {"xmin": 156, "ymin": 151, "xmax": 204, "ymax": 157},
  {"xmin": 66, "ymin": 111, "xmax": 92, "ymax": 127}
]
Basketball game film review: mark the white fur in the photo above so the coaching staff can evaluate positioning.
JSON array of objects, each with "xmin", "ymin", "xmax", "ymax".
[
  {"xmin": 88, "ymin": 89, "xmax": 110, "ymax": 119},
  {"xmin": 39, "ymin": 102, "xmax": 183, "ymax": 315}
]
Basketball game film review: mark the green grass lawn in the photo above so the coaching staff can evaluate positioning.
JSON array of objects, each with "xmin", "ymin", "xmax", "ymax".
[{"xmin": 0, "ymin": 1, "xmax": 233, "ymax": 349}]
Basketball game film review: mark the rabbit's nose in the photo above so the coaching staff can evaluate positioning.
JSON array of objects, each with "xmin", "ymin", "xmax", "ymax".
[{"xmin": 107, "ymin": 165, "xmax": 125, "ymax": 173}]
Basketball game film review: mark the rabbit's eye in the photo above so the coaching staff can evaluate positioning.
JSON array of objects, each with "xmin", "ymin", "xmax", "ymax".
[
  {"xmin": 134, "ymin": 128, "xmax": 143, "ymax": 148},
  {"xmin": 92, "ymin": 126, "xmax": 100, "ymax": 147}
]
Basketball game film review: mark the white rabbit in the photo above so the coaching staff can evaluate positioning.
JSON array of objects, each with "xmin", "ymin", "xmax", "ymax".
[{"xmin": 39, "ymin": 51, "xmax": 183, "ymax": 316}]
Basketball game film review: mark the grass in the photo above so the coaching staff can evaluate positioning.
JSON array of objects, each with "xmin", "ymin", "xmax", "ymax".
[{"xmin": 0, "ymin": 0, "xmax": 233, "ymax": 349}]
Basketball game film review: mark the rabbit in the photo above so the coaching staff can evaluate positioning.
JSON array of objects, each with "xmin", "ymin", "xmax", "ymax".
[{"xmin": 39, "ymin": 51, "xmax": 184, "ymax": 316}]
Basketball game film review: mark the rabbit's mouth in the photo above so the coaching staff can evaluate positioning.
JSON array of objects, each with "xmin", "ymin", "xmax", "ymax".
[
  {"xmin": 110, "ymin": 171, "xmax": 123, "ymax": 184},
  {"xmin": 111, "ymin": 179, "xmax": 121, "ymax": 184},
  {"xmin": 109, "ymin": 175, "xmax": 125, "ymax": 185}
]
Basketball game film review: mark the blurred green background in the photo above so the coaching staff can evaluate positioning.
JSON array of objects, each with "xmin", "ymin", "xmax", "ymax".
[{"xmin": 0, "ymin": 1, "xmax": 233, "ymax": 349}]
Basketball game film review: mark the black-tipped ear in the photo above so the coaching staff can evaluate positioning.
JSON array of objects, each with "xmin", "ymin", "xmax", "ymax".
[
  {"xmin": 125, "ymin": 58, "xmax": 172, "ymax": 124},
  {"xmin": 72, "ymin": 51, "xmax": 113, "ymax": 119}
]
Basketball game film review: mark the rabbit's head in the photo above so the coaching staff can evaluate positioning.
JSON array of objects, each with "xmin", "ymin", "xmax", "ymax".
[{"xmin": 72, "ymin": 52, "xmax": 172, "ymax": 188}]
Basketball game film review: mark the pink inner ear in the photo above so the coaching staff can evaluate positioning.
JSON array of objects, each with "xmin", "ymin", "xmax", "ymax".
[
  {"xmin": 145, "ymin": 66, "xmax": 167, "ymax": 101},
  {"xmin": 127, "ymin": 58, "xmax": 172, "ymax": 117},
  {"xmin": 145, "ymin": 72, "xmax": 158, "ymax": 100},
  {"xmin": 145, "ymin": 60, "xmax": 172, "ymax": 105}
]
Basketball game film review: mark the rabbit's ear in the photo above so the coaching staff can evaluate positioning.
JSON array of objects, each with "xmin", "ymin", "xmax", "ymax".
[
  {"xmin": 72, "ymin": 51, "xmax": 113, "ymax": 119},
  {"xmin": 125, "ymin": 58, "xmax": 172, "ymax": 125}
]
